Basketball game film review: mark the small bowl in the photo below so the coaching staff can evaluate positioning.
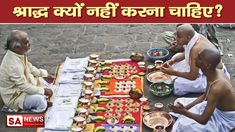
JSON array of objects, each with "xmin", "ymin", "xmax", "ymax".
[
  {"xmin": 147, "ymin": 65, "xmax": 155, "ymax": 73},
  {"xmin": 70, "ymin": 126, "xmax": 84, "ymax": 132},
  {"xmin": 147, "ymin": 48, "xmax": 170, "ymax": 61},
  {"xmin": 138, "ymin": 61, "xmax": 145, "ymax": 66},
  {"xmin": 139, "ymin": 97, "xmax": 148, "ymax": 102},
  {"xmin": 143, "ymin": 104, "xmax": 151, "ymax": 111},
  {"xmin": 154, "ymin": 102, "xmax": 164, "ymax": 110},
  {"xmin": 89, "ymin": 54, "xmax": 99, "ymax": 60},
  {"xmin": 154, "ymin": 60, "xmax": 164, "ymax": 70}
]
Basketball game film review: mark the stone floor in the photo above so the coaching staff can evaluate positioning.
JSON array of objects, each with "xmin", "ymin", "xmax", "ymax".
[{"xmin": 0, "ymin": 24, "xmax": 235, "ymax": 132}]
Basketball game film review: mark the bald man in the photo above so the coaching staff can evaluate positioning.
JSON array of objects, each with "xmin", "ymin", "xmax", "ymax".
[
  {"xmin": 161, "ymin": 24, "xmax": 230, "ymax": 95},
  {"xmin": 0, "ymin": 30, "xmax": 54, "ymax": 112},
  {"xmin": 169, "ymin": 49, "xmax": 235, "ymax": 132}
]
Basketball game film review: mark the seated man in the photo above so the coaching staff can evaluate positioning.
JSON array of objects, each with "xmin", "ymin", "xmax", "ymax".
[
  {"xmin": 168, "ymin": 49, "xmax": 235, "ymax": 132},
  {"xmin": 161, "ymin": 24, "xmax": 230, "ymax": 96},
  {"xmin": 0, "ymin": 30, "xmax": 54, "ymax": 112},
  {"xmin": 161, "ymin": 24, "xmax": 222, "ymax": 55}
]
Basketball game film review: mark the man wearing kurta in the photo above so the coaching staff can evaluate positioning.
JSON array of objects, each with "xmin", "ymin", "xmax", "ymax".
[{"xmin": 0, "ymin": 30, "xmax": 53, "ymax": 112}]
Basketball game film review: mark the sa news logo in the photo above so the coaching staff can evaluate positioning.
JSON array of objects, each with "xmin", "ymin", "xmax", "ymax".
[{"xmin": 6, "ymin": 114, "xmax": 44, "ymax": 128}]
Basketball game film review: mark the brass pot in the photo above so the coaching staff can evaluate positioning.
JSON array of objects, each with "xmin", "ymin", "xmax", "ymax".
[
  {"xmin": 129, "ymin": 88, "xmax": 143, "ymax": 99},
  {"xmin": 130, "ymin": 52, "xmax": 144, "ymax": 62}
]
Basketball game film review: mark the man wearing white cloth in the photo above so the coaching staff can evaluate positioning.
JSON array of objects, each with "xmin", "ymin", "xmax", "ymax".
[
  {"xmin": 161, "ymin": 24, "xmax": 230, "ymax": 96},
  {"xmin": 168, "ymin": 49, "xmax": 235, "ymax": 132},
  {"xmin": 0, "ymin": 30, "xmax": 54, "ymax": 112}
]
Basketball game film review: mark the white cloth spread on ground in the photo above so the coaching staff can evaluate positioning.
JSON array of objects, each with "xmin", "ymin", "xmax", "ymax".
[
  {"xmin": 171, "ymin": 32, "xmax": 230, "ymax": 96},
  {"xmin": 171, "ymin": 98, "xmax": 235, "ymax": 132}
]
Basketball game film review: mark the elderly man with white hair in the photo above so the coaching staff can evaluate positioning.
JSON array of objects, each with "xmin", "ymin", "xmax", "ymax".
[
  {"xmin": 161, "ymin": 24, "xmax": 230, "ymax": 96},
  {"xmin": 0, "ymin": 30, "xmax": 54, "ymax": 112}
]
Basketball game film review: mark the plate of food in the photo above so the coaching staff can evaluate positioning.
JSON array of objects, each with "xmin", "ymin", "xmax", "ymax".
[
  {"xmin": 149, "ymin": 82, "xmax": 173, "ymax": 97},
  {"xmin": 143, "ymin": 111, "xmax": 173, "ymax": 129},
  {"xmin": 146, "ymin": 71, "xmax": 171, "ymax": 83}
]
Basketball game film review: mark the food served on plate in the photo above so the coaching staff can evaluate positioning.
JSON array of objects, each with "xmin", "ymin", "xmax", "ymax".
[
  {"xmin": 147, "ymin": 71, "xmax": 170, "ymax": 83},
  {"xmin": 153, "ymin": 85, "xmax": 171, "ymax": 93}
]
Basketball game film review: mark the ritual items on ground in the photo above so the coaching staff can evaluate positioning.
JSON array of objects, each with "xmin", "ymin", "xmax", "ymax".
[
  {"xmin": 96, "ymin": 60, "xmax": 144, "ymax": 95},
  {"xmin": 102, "ymin": 124, "xmax": 140, "ymax": 132},
  {"xmin": 73, "ymin": 116, "xmax": 86, "ymax": 128},
  {"xmin": 70, "ymin": 126, "xmax": 83, "ymax": 132},
  {"xmin": 153, "ymin": 124, "xmax": 166, "ymax": 132},
  {"xmin": 130, "ymin": 52, "xmax": 144, "ymax": 62},
  {"xmin": 147, "ymin": 71, "xmax": 171, "ymax": 83},
  {"xmin": 107, "ymin": 117, "xmax": 119, "ymax": 125},
  {"xmin": 147, "ymin": 64, "xmax": 155, "ymax": 73},
  {"xmin": 109, "ymin": 64, "xmax": 137, "ymax": 79},
  {"xmin": 76, "ymin": 108, "xmax": 89, "ymax": 118},
  {"xmin": 79, "ymin": 98, "xmax": 91, "ymax": 109},
  {"xmin": 102, "ymin": 78, "xmax": 142, "ymax": 95},
  {"xmin": 143, "ymin": 104, "xmax": 151, "ymax": 111},
  {"xmin": 83, "ymin": 81, "xmax": 94, "ymax": 90},
  {"xmin": 84, "ymin": 73, "xmax": 95, "ymax": 82},
  {"xmin": 154, "ymin": 60, "xmax": 164, "ymax": 70},
  {"xmin": 84, "ymin": 90, "xmax": 94, "ymax": 100},
  {"xmin": 86, "ymin": 66, "xmax": 96, "ymax": 75},
  {"xmin": 147, "ymin": 48, "xmax": 170, "ymax": 61},
  {"xmin": 143, "ymin": 111, "xmax": 173, "ymax": 129},
  {"xmin": 94, "ymin": 126, "xmax": 106, "ymax": 132},
  {"xmin": 93, "ymin": 97, "xmax": 142, "ymax": 130},
  {"xmin": 88, "ymin": 59, "xmax": 99, "ymax": 68},
  {"xmin": 62, "ymin": 57, "xmax": 89, "ymax": 72},
  {"xmin": 149, "ymin": 82, "xmax": 173, "ymax": 97},
  {"xmin": 129, "ymin": 87, "xmax": 143, "ymax": 99},
  {"xmin": 154, "ymin": 102, "xmax": 164, "ymax": 111},
  {"xmin": 89, "ymin": 54, "xmax": 99, "ymax": 61}
]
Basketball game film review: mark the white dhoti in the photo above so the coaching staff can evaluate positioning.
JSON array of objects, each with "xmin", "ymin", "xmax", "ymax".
[
  {"xmin": 23, "ymin": 94, "xmax": 47, "ymax": 112},
  {"xmin": 172, "ymin": 59, "xmax": 207, "ymax": 96},
  {"xmin": 171, "ymin": 98, "xmax": 235, "ymax": 132},
  {"xmin": 170, "ymin": 32, "xmax": 230, "ymax": 96},
  {"xmin": 172, "ymin": 59, "xmax": 230, "ymax": 96}
]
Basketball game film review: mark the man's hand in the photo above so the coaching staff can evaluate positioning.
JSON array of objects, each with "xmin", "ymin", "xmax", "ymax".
[
  {"xmin": 44, "ymin": 75, "xmax": 55, "ymax": 84},
  {"xmin": 162, "ymin": 59, "xmax": 175, "ymax": 67},
  {"xmin": 44, "ymin": 88, "xmax": 53, "ymax": 98},
  {"xmin": 160, "ymin": 63, "xmax": 175, "ymax": 75},
  {"xmin": 168, "ymin": 102, "xmax": 187, "ymax": 114},
  {"xmin": 168, "ymin": 41, "xmax": 184, "ymax": 53}
]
